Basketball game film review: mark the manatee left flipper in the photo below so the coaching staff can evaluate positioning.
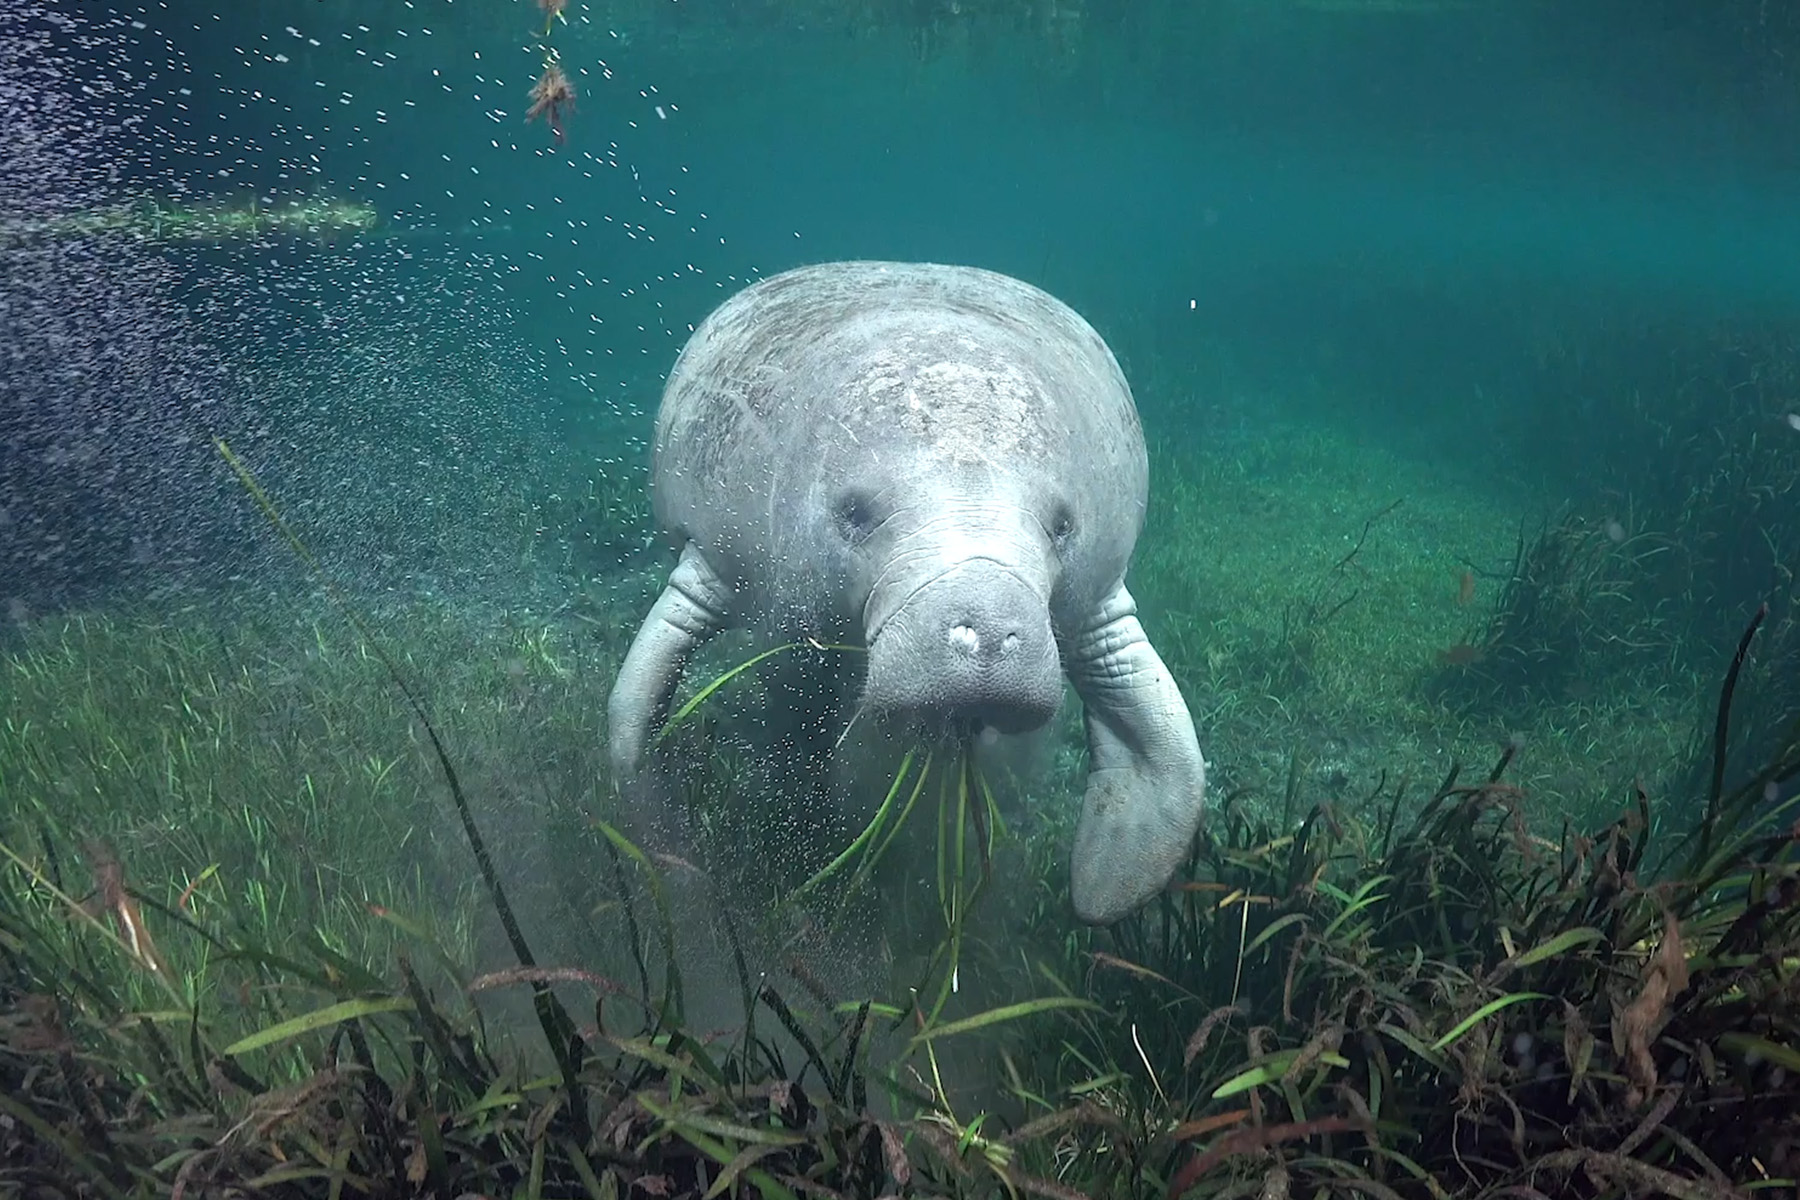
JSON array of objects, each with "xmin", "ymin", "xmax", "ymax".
[
  {"xmin": 1064, "ymin": 582, "xmax": 1207, "ymax": 924},
  {"xmin": 607, "ymin": 542, "xmax": 736, "ymax": 782}
]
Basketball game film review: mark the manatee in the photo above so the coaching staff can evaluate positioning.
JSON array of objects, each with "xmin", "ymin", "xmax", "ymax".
[{"xmin": 607, "ymin": 260, "xmax": 1206, "ymax": 924}]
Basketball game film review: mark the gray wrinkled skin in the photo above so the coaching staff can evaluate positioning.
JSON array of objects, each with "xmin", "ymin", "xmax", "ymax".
[{"xmin": 607, "ymin": 261, "xmax": 1206, "ymax": 924}]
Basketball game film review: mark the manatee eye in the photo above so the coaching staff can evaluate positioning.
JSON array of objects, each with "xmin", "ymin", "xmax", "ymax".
[
  {"xmin": 833, "ymin": 490, "xmax": 878, "ymax": 543},
  {"xmin": 1049, "ymin": 506, "xmax": 1076, "ymax": 547}
]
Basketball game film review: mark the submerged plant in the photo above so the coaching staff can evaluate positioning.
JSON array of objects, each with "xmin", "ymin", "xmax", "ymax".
[
  {"xmin": 5, "ymin": 433, "xmax": 1798, "ymax": 1198},
  {"xmin": 0, "ymin": 194, "xmax": 382, "ymax": 247},
  {"xmin": 527, "ymin": 59, "xmax": 575, "ymax": 145},
  {"xmin": 1010, "ymin": 614, "xmax": 1800, "ymax": 1198},
  {"xmin": 0, "ymin": 440, "xmax": 1107, "ymax": 1195},
  {"xmin": 1427, "ymin": 509, "xmax": 1669, "ymax": 712}
]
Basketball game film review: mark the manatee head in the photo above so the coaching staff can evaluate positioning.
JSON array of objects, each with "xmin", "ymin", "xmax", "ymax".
[
  {"xmin": 790, "ymin": 332, "xmax": 1133, "ymax": 740},
  {"xmin": 841, "ymin": 469, "xmax": 1067, "ymax": 738}
]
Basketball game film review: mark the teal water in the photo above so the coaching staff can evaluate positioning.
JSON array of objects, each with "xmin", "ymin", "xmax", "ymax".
[
  {"xmin": 169, "ymin": 2, "xmax": 1800, "ymax": 489},
  {"xmin": 8, "ymin": 3, "xmax": 1797, "ymax": 531},
  {"xmin": 3, "ymin": 0, "xmax": 1799, "ymax": 1107}
]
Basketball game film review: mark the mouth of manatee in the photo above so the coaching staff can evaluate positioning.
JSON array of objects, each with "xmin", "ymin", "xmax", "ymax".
[{"xmin": 858, "ymin": 560, "xmax": 1063, "ymax": 738}]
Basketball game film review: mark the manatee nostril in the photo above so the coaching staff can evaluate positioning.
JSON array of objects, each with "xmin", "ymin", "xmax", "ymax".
[
  {"xmin": 948, "ymin": 623, "xmax": 980, "ymax": 656},
  {"xmin": 947, "ymin": 623, "xmax": 1027, "ymax": 661}
]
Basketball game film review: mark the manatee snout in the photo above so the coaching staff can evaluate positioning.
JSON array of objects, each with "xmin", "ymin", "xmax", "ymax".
[{"xmin": 862, "ymin": 564, "xmax": 1062, "ymax": 734}]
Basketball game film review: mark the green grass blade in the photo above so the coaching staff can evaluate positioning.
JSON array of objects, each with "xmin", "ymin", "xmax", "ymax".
[
  {"xmin": 654, "ymin": 639, "xmax": 867, "ymax": 745},
  {"xmin": 1211, "ymin": 1050, "xmax": 1350, "ymax": 1100},
  {"xmin": 853, "ymin": 747, "xmax": 933, "ymax": 894},
  {"xmin": 1242, "ymin": 911, "xmax": 1308, "ymax": 957},
  {"xmin": 909, "ymin": 996, "xmax": 1099, "ymax": 1046},
  {"xmin": 1508, "ymin": 926, "xmax": 1603, "ymax": 969},
  {"xmin": 1377, "ymin": 1022, "xmax": 1451, "ymax": 1072},
  {"xmin": 1320, "ymin": 889, "xmax": 1389, "ymax": 942},
  {"xmin": 1430, "ymin": 992, "xmax": 1548, "ymax": 1051},
  {"xmin": 1212, "ymin": 1051, "xmax": 1297, "ymax": 1099},
  {"xmin": 594, "ymin": 819, "xmax": 683, "ymax": 1023},
  {"xmin": 1719, "ymin": 1032, "xmax": 1800, "ymax": 1073},
  {"xmin": 639, "ymin": 1094, "xmax": 806, "ymax": 1148},
  {"xmin": 653, "ymin": 642, "xmax": 800, "ymax": 745},
  {"xmin": 222, "ymin": 996, "xmax": 413, "ymax": 1056},
  {"xmin": 791, "ymin": 749, "xmax": 917, "ymax": 904}
]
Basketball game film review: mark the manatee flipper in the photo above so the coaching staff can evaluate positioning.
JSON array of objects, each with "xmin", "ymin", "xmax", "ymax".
[
  {"xmin": 1065, "ymin": 582, "xmax": 1207, "ymax": 924},
  {"xmin": 607, "ymin": 542, "xmax": 736, "ymax": 781}
]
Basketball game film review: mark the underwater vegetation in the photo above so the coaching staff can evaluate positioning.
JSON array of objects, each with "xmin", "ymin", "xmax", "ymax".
[
  {"xmin": 527, "ymin": 60, "xmax": 577, "ymax": 146},
  {"xmin": 2, "ymin": 444, "xmax": 1798, "ymax": 1199},
  {"xmin": 8, "ymin": 0, "xmax": 1800, "ymax": 1189},
  {"xmin": 1030, "ymin": 692, "xmax": 1800, "ymax": 1198},
  {"xmin": 1432, "ymin": 317, "xmax": 1800, "ymax": 807},
  {"xmin": 527, "ymin": 0, "xmax": 576, "ymax": 145},
  {"xmin": 3, "ymin": 618, "xmax": 1797, "ymax": 1197},
  {"xmin": 0, "ymin": 196, "xmax": 383, "ymax": 247}
]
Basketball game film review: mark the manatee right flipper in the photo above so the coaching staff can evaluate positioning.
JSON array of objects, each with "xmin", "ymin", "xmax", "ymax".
[
  {"xmin": 607, "ymin": 542, "xmax": 736, "ymax": 782},
  {"xmin": 1064, "ymin": 581, "xmax": 1208, "ymax": 924}
]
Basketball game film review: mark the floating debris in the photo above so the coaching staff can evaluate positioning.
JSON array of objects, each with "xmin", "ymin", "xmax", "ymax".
[
  {"xmin": 528, "ymin": 58, "xmax": 576, "ymax": 145},
  {"xmin": 0, "ymin": 194, "xmax": 382, "ymax": 246}
]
